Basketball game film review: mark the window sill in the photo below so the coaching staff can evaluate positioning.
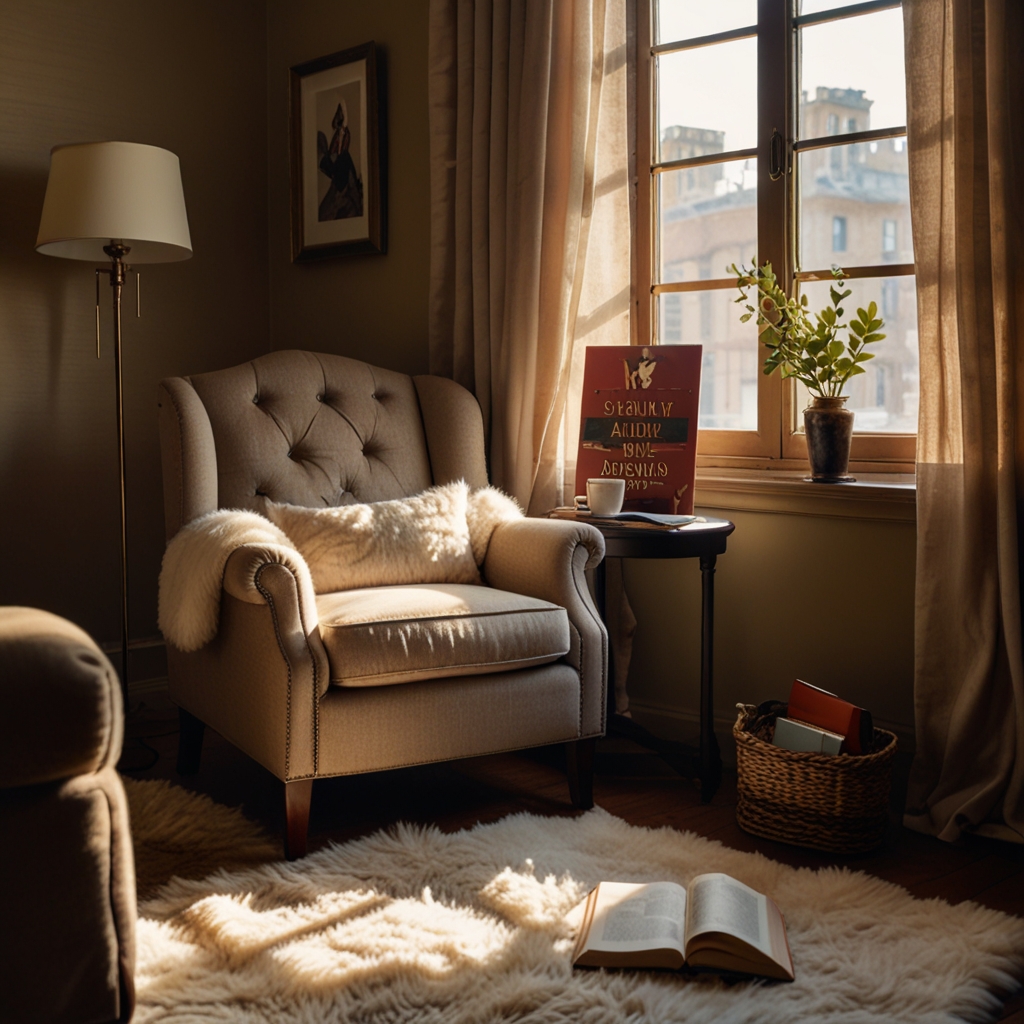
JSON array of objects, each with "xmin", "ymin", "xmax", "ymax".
[{"xmin": 694, "ymin": 468, "xmax": 916, "ymax": 522}]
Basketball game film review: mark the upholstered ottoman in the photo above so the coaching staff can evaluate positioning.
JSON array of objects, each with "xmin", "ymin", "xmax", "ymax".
[{"xmin": 0, "ymin": 607, "xmax": 136, "ymax": 1024}]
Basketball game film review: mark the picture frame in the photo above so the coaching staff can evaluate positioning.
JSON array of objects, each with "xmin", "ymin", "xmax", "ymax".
[{"xmin": 289, "ymin": 41, "xmax": 386, "ymax": 261}]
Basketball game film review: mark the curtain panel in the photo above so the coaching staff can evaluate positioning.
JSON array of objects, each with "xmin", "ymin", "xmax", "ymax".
[
  {"xmin": 427, "ymin": 0, "xmax": 630, "ymax": 515},
  {"xmin": 903, "ymin": 0, "xmax": 1024, "ymax": 842}
]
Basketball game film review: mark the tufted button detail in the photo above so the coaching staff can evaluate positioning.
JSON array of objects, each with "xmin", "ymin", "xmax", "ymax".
[
  {"xmin": 253, "ymin": 394, "xmax": 260, "ymax": 404},
  {"xmin": 315, "ymin": 394, "xmax": 323, "ymax": 402}
]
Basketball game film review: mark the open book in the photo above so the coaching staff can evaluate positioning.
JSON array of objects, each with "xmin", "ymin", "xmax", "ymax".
[{"xmin": 571, "ymin": 874, "xmax": 794, "ymax": 981}]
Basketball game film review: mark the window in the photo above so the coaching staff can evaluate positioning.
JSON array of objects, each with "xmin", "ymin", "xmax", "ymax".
[
  {"xmin": 882, "ymin": 218, "xmax": 897, "ymax": 253},
  {"xmin": 832, "ymin": 216, "xmax": 848, "ymax": 252},
  {"xmin": 639, "ymin": 0, "xmax": 917, "ymax": 466}
]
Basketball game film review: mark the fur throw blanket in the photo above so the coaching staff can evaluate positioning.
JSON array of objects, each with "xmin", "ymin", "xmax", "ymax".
[
  {"xmin": 157, "ymin": 511, "xmax": 303, "ymax": 653},
  {"xmin": 158, "ymin": 483, "xmax": 522, "ymax": 653}
]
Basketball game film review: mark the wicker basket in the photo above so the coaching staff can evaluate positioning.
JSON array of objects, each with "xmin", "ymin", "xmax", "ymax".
[{"xmin": 733, "ymin": 703, "xmax": 897, "ymax": 854}]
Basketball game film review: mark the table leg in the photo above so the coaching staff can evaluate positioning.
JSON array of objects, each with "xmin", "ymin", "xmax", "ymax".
[{"xmin": 699, "ymin": 552, "xmax": 722, "ymax": 802}]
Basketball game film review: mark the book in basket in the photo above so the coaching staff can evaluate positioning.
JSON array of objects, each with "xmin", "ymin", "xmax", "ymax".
[{"xmin": 570, "ymin": 873, "xmax": 794, "ymax": 981}]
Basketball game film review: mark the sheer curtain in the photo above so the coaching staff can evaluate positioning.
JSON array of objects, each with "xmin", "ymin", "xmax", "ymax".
[
  {"xmin": 903, "ymin": 0, "xmax": 1024, "ymax": 842},
  {"xmin": 427, "ymin": 0, "xmax": 631, "ymax": 516}
]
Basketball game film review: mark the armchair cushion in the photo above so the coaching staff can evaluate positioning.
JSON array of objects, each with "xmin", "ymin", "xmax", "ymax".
[{"xmin": 316, "ymin": 584, "xmax": 570, "ymax": 687}]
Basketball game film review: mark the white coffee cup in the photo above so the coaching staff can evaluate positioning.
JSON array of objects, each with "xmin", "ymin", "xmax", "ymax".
[{"xmin": 587, "ymin": 478, "xmax": 625, "ymax": 516}]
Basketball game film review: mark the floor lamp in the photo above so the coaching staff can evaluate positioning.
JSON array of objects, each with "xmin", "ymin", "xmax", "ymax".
[{"xmin": 36, "ymin": 141, "xmax": 192, "ymax": 710}]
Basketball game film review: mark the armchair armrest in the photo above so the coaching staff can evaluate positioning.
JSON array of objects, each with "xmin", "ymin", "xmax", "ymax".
[
  {"xmin": 222, "ymin": 543, "xmax": 329, "ymax": 700},
  {"xmin": 483, "ymin": 518, "xmax": 607, "ymax": 736},
  {"xmin": 0, "ymin": 608, "xmax": 122, "ymax": 788}
]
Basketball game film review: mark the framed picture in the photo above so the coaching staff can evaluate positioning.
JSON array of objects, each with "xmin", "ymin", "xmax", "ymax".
[{"xmin": 289, "ymin": 41, "xmax": 386, "ymax": 261}]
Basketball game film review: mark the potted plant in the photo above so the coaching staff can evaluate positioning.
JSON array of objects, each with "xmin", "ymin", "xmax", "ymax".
[{"xmin": 730, "ymin": 262, "xmax": 886, "ymax": 482}]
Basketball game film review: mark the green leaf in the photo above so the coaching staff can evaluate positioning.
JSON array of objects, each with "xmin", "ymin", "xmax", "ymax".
[
  {"xmin": 855, "ymin": 351, "xmax": 876, "ymax": 362},
  {"xmin": 850, "ymin": 320, "xmax": 866, "ymax": 337},
  {"xmin": 867, "ymin": 300, "xmax": 877, "ymax": 320},
  {"xmin": 827, "ymin": 340, "xmax": 845, "ymax": 360},
  {"xmin": 863, "ymin": 332, "xmax": 887, "ymax": 343},
  {"xmin": 847, "ymin": 365, "xmax": 866, "ymax": 377},
  {"xmin": 836, "ymin": 357, "xmax": 853, "ymax": 372},
  {"xmin": 740, "ymin": 313, "xmax": 752, "ymax": 323}
]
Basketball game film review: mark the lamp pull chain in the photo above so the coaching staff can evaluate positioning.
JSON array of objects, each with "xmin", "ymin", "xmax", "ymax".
[{"xmin": 95, "ymin": 269, "xmax": 102, "ymax": 358}]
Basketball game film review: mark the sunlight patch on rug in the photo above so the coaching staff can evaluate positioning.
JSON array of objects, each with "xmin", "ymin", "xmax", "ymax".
[{"xmin": 130, "ymin": 791, "xmax": 1024, "ymax": 1023}]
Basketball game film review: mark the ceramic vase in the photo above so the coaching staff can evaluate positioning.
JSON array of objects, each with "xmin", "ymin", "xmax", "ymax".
[{"xmin": 804, "ymin": 395, "xmax": 855, "ymax": 482}]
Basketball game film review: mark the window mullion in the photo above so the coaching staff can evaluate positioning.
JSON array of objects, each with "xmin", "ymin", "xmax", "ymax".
[{"xmin": 756, "ymin": 0, "xmax": 791, "ymax": 459}]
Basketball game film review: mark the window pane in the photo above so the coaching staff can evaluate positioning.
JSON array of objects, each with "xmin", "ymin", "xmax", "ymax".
[
  {"xmin": 657, "ymin": 293, "xmax": 759, "ymax": 430},
  {"xmin": 658, "ymin": 158, "xmax": 756, "ymax": 283},
  {"xmin": 798, "ymin": 139, "xmax": 911, "ymax": 271},
  {"xmin": 795, "ymin": 276, "xmax": 919, "ymax": 433},
  {"xmin": 656, "ymin": 0, "xmax": 757, "ymax": 45},
  {"xmin": 657, "ymin": 37, "xmax": 757, "ymax": 158},
  {"xmin": 799, "ymin": 9, "xmax": 906, "ymax": 138}
]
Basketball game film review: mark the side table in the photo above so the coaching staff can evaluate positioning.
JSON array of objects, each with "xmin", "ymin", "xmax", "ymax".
[{"xmin": 553, "ymin": 512, "xmax": 736, "ymax": 802}]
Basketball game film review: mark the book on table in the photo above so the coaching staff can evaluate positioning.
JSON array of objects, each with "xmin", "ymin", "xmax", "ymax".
[
  {"xmin": 571, "ymin": 873, "xmax": 794, "ymax": 981},
  {"xmin": 547, "ymin": 507, "xmax": 704, "ymax": 530}
]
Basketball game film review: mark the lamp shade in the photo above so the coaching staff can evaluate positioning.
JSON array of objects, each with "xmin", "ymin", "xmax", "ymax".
[{"xmin": 36, "ymin": 141, "xmax": 192, "ymax": 263}]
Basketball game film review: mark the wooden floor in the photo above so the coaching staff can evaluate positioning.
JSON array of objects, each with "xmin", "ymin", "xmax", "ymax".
[{"xmin": 126, "ymin": 697, "xmax": 1024, "ymax": 1022}]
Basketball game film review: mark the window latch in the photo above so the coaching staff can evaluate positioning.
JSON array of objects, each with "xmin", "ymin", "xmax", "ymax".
[{"xmin": 769, "ymin": 128, "xmax": 786, "ymax": 181}]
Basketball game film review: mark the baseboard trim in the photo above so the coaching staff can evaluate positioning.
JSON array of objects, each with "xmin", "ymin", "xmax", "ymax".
[{"xmin": 129, "ymin": 676, "xmax": 170, "ymax": 698}]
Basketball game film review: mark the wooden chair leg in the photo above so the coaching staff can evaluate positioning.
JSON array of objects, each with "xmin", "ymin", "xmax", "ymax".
[
  {"xmin": 284, "ymin": 779, "xmax": 314, "ymax": 861},
  {"xmin": 176, "ymin": 707, "xmax": 205, "ymax": 775},
  {"xmin": 566, "ymin": 738, "xmax": 596, "ymax": 810}
]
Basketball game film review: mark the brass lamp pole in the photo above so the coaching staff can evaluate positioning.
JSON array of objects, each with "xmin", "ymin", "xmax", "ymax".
[
  {"xmin": 36, "ymin": 142, "xmax": 192, "ymax": 701},
  {"xmin": 96, "ymin": 242, "xmax": 137, "ymax": 691}
]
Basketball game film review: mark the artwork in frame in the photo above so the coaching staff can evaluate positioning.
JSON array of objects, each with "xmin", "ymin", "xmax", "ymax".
[{"xmin": 290, "ymin": 41, "xmax": 386, "ymax": 260}]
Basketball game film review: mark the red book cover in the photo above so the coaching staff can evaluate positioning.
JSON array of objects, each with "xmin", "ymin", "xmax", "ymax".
[
  {"xmin": 575, "ymin": 345, "xmax": 702, "ymax": 514},
  {"xmin": 787, "ymin": 679, "xmax": 871, "ymax": 754}
]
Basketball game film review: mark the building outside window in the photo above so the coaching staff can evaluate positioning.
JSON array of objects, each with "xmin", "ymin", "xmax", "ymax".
[
  {"xmin": 640, "ymin": 0, "xmax": 918, "ymax": 463},
  {"xmin": 883, "ymin": 218, "xmax": 897, "ymax": 253},
  {"xmin": 833, "ymin": 216, "xmax": 848, "ymax": 252}
]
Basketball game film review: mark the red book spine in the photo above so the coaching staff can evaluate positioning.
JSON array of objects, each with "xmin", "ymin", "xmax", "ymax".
[{"xmin": 787, "ymin": 680, "xmax": 864, "ymax": 754}]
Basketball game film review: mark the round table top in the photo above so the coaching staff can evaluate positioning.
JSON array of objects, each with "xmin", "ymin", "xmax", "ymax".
[{"xmin": 550, "ymin": 512, "xmax": 735, "ymax": 559}]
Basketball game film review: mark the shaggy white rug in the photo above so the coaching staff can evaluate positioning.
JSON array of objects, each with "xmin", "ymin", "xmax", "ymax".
[{"xmin": 128, "ymin": 788, "xmax": 1024, "ymax": 1024}]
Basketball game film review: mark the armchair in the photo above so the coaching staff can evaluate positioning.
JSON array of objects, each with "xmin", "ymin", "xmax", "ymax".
[
  {"xmin": 158, "ymin": 350, "xmax": 607, "ymax": 857},
  {"xmin": 0, "ymin": 607, "xmax": 136, "ymax": 1024}
]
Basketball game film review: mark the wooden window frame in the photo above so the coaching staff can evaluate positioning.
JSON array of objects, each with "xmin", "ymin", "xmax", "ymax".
[{"xmin": 636, "ymin": 0, "xmax": 916, "ymax": 472}]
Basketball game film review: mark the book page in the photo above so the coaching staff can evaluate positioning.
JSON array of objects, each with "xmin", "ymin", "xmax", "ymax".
[
  {"xmin": 684, "ymin": 873, "xmax": 772, "ymax": 959},
  {"xmin": 586, "ymin": 882, "xmax": 687, "ymax": 954}
]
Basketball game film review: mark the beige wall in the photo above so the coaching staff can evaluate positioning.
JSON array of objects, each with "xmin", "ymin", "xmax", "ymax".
[
  {"xmin": 0, "ymin": 0, "xmax": 916, "ymax": 735},
  {"xmin": 623, "ymin": 507, "xmax": 917, "ymax": 755},
  {"xmin": 0, "ymin": 0, "xmax": 270, "ymax": 664},
  {"xmin": 265, "ymin": 0, "xmax": 431, "ymax": 374}
]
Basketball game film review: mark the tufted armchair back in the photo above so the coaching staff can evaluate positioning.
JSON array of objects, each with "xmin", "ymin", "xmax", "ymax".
[{"xmin": 158, "ymin": 350, "xmax": 488, "ymax": 540}]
